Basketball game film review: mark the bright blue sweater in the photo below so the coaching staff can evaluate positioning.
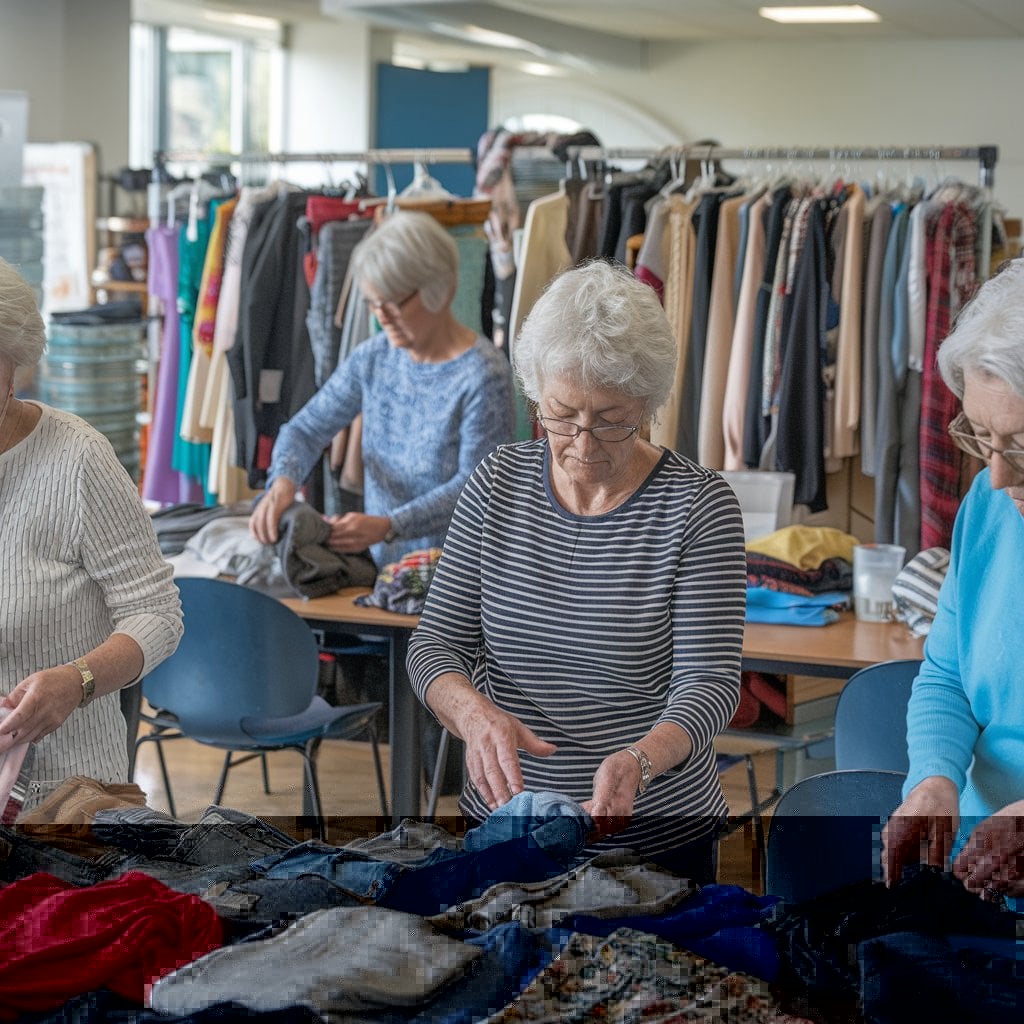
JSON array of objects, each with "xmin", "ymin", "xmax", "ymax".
[
  {"xmin": 904, "ymin": 468, "xmax": 1024, "ymax": 843},
  {"xmin": 268, "ymin": 333, "xmax": 515, "ymax": 566}
]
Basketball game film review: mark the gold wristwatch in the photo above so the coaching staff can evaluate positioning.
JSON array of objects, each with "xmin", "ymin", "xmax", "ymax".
[{"xmin": 72, "ymin": 657, "xmax": 95, "ymax": 707}]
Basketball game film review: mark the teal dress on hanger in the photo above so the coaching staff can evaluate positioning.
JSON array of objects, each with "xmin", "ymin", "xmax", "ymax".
[{"xmin": 171, "ymin": 197, "xmax": 220, "ymax": 503}]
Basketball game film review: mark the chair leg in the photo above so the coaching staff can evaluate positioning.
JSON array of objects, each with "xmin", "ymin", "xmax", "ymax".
[
  {"xmin": 745, "ymin": 754, "xmax": 767, "ymax": 892},
  {"xmin": 301, "ymin": 741, "xmax": 325, "ymax": 841},
  {"xmin": 425, "ymin": 728, "xmax": 451, "ymax": 819},
  {"xmin": 261, "ymin": 753, "xmax": 271, "ymax": 794},
  {"xmin": 134, "ymin": 733, "xmax": 178, "ymax": 820},
  {"xmin": 367, "ymin": 725, "xmax": 389, "ymax": 819},
  {"xmin": 214, "ymin": 751, "xmax": 233, "ymax": 805}
]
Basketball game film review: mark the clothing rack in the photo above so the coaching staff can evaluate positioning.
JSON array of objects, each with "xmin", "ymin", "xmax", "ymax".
[
  {"xmin": 565, "ymin": 144, "xmax": 999, "ymax": 189},
  {"xmin": 153, "ymin": 147, "xmax": 476, "ymax": 171}
]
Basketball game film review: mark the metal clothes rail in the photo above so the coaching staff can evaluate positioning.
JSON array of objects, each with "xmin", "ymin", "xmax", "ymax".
[
  {"xmin": 564, "ymin": 144, "xmax": 999, "ymax": 188},
  {"xmin": 153, "ymin": 147, "xmax": 476, "ymax": 169}
]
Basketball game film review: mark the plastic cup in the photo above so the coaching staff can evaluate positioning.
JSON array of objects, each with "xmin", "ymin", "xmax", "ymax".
[{"xmin": 852, "ymin": 544, "xmax": 906, "ymax": 622}]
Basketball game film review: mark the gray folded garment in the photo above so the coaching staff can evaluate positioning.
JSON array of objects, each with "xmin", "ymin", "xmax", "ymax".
[
  {"xmin": 275, "ymin": 502, "xmax": 377, "ymax": 599},
  {"xmin": 149, "ymin": 904, "xmax": 482, "ymax": 1015}
]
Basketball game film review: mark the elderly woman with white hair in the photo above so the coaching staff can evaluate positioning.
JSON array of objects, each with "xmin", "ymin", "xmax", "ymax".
[
  {"xmin": 251, "ymin": 210, "xmax": 515, "ymax": 565},
  {"xmin": 407, "ymin": 260, "xmax": 746, "ymax": 880},
  {"xmin": 884, "ymin": 258, "xmax": 1024, "ymax": 905},
  {"xmin": 0, "ymin": 259, "xmax": 182, "ymax": 809}
]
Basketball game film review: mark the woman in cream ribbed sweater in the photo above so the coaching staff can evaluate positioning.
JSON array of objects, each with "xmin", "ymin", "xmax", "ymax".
[{"xmin": 0, "ymin": 258, "xmax": 182, "ymax": 811}]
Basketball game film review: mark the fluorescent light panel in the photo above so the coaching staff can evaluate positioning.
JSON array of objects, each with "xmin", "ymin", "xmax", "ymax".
[{"xmin": 759, "ymin": 5, "xmax": 880, "ymax": 23}]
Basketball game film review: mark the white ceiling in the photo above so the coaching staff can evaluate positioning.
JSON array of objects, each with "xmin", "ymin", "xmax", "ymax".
[{"xmin": 179, "ymin": 0, "xmax": 1024, "ymax": 69}]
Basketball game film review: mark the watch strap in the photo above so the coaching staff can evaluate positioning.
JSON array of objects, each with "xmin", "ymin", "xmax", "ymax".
[
  {"xmin": 624, "ymin": 745, "xmax": 653, "ymax": 795},
  {"xmin": 72, "ymin": 657, "xmax": 95, "ymax": 707}
]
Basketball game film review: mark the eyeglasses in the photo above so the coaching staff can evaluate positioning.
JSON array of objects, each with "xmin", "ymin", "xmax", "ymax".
[
  {"xmin": 368, "ymin": 290, "xmax": 418, "ymax": 319},
  {"xmin": 948, "ymin": 411, "xmax": 1024, "ymax": 473},
  {"xmin": 537, "ymin": 415, "xmax": 640, "ymax": 443}
]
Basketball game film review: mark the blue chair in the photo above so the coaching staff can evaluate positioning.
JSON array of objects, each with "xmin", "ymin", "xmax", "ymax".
[
  {"xmin": 834, "ymin": 659, "xmax": 922, "ymax": 772},
  {"xmin": 134, "ymin": 577, "xmax": 388, "ymax": 828},
  {"xmin": 765, "ymin": 768, "xmax": 907, "ymax": 903}
]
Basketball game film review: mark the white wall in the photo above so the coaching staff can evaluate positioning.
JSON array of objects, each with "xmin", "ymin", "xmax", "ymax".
[
  {"xmin": 281, "ymin": 17, "xmax": 374, "ymax": 187},
  {"xmin": 0, "ymin": 0, "xmax": 130, "ymax": 169},
  {"xmin": 493, "ymin": 37, "xmax": 1024, "ymax": 213}
]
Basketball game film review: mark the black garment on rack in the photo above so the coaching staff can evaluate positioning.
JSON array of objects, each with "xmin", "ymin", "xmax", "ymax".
[
  {"xmin": 229, "ymin": 190, "xmax": 316, "ymax": 488},
  {"xmin": 774, "ymin": 198, "xmax": 829, "ymax": 512},
  {"xmin": 743, "ymin": 184, "xmax": 792, "ymax": 468}
]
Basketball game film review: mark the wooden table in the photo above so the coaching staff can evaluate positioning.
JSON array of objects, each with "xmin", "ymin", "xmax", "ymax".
[
  {"xmin": 741, "ymin": 613, "xmax": 925, "ymax": 678},
  {"xmin": 284, "ymin": 589, "xmax": 926, "ymax": 823}
]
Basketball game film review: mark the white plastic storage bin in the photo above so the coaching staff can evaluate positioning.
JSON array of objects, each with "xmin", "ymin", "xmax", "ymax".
[{"xmin": 719, "ymin": 470, "xmax": 796, "ymax": 543}]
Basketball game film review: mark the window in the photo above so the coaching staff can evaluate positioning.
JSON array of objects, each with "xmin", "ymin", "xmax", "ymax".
[{"xmin": 130, "ymin": 21, "xmax": 283, "ymax": 168}]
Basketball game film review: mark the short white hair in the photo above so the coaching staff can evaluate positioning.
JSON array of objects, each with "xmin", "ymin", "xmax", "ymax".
[
  {"xmin": 938, "ymin": 257, "xmax": 1024, "ymax": 400},
  {"xmin": 0, "ymin": 258, "xmax": 45, "ymax": 368},
  {"xmin": 352, "ymin": 210, "xmax": 459, "ymax": 314},
  {"xmin": 513, "ymin": 260, "xmax": 678, "ymax": 420}
]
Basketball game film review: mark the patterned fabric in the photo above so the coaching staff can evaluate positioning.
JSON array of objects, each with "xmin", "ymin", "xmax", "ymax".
[
  {"xmin": 919, "ymin": 196, "xmax": 977, "ymax": 551},
  {"xmin": 891, "ymin": 546, "xmax": 950, "ymax": 636},
  {"xmin": 356, "ymin": 547, "xmax": 442, "ymax": 615},
  {"xmin": 481, "ymin": 927, "xmax": 787, "ymax": 1024}
]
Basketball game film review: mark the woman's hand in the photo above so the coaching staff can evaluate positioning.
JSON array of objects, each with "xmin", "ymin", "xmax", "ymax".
[
  {"xmin": 457, "ymin": 697, "xmax": 557, "ymax": 811},
  {"xmin": 882, "ymin": 776, "xmax": 960, "ymax": 886},
  {"xmin": 952, "ymin": 800, "xmax": 1024, "ymax": 899},
  {"xmin": 581, "ymin": 750, "xmax": 641, "ymax": 838},
  {"xmin": 0, "ymin": 666, "xmax": 83, "ymax": 746},
  {"xmin": 323, "ymin": 513, "xmax": 391, "ymax": 553},
  {"xmin": 250, "ymin": 478, "xmax": 297, "ymax": 545}
]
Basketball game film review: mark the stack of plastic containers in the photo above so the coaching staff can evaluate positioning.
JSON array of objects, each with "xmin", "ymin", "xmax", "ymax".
[{"xmin": 40, "ymin": 301, "xmax": 146, "ymax": 483}]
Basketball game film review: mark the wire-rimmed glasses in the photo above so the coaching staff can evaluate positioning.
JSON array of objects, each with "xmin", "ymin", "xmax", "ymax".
[
  {"xmin": 368, "ymin": 289, "xmax": 418, "ymax": 319},
  {"xmin": 947, "ymin": 411, "xmax": 1024, "ymax": 473},
  {"xmin": 537, "ymin": 415, "xmax": 640, "ymax": 443}
]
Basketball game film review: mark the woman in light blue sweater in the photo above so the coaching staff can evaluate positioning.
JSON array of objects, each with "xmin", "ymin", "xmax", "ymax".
[
  {"xmin": 883, "ymin": 258, "xmax": 1024, "ymax": 903},
  {"xmin": 251, "ymin": 210, "xmax": 515, "ymax": 567}
]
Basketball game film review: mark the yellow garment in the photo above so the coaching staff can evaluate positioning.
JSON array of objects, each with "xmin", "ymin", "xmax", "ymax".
[{"xmin": 746, "ymin": 525, "xmax": 859, "ymax": 570}]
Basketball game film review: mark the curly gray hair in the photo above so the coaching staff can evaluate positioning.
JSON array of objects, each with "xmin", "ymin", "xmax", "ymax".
[{"xmin": 513, "ymin": 260, "xmax": 678, "ymax": 420}]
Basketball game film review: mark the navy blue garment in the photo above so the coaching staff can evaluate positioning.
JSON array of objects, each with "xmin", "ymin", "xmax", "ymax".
[
  {"xmin": 560, "ymin": 883, "xmax": 782, "ymax": 982},
  {"xmin": 0, "ymin": 824, "xmax": 116, "ymax": 887},
  {"xmin": 378, "ymin": 826, "xmax": 583, "ymax": 916},
  {"xmin": 861, "ymin": 930, "xmax": 1024, "ymax": 1024},
  {"xmin": 764, "ymin": 864, "xmax": 1022, "ymax": 1022},
  {"xmin": 405, "ymin": 923, "xmax": 564, "ymax": 1024}
]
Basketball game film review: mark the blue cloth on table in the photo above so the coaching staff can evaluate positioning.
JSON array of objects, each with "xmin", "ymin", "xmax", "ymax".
[{"xmin": 745, "ymin": 587, "xmax": 850, "ymax": 626}]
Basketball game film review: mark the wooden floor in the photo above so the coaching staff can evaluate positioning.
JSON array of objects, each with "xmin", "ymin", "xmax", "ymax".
[{"xmin": 133, "ymin": 728, "xmax": 777, "ymax": 893}]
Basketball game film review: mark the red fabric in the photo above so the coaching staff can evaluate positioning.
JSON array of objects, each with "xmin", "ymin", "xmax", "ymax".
[
  {"xmin": 303, "ymin": 195, "xmax": 372, "ymax": 286},
  {"xmin": 919, "ymin": 199, "xmax": 977, "ymax": 551},
  {"xmin": 0, "ymin": 870, "xmax": 224, "ymax": 1017},
  {"xmin": 728, "ymin": 673, "xmax": 762, "ymax": 728}
]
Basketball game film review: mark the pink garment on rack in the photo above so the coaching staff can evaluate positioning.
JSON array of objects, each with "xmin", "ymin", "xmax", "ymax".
[{"xmin": 143, "ymin": 225, "xmax": 205, "ymax": 506}]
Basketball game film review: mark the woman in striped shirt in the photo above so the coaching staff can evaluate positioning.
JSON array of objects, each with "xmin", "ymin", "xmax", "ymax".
[{"xmin": 408, "ymin": 260, "xmax": 747, "ymax": 880}]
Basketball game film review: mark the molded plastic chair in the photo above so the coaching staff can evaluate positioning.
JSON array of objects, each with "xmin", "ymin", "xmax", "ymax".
[
  {"xmin": 834, "ymin": 659, "xmax": 922, "ymax": 772},
  {"xmin": 765, "ymin": 768, "xmax": 907, "ymax": 903},
  {"xmin": 134, "ymin": 577, "xmax": 388, "ymax": 828}
]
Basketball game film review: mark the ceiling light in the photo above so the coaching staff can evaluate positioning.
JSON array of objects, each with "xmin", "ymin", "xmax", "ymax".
[
  {"xmin": 758, "ymin": 5, "xmax": 880, "ymax": 24},
  {"xmin": 201, "ymin": 10, "xmax": 282, "ymax": 32}
]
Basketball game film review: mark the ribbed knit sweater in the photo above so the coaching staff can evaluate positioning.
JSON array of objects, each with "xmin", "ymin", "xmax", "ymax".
[
  {"xmin": 408, "ymin": 441, "xmax": 746, "ymax": 857},
  {"xmin": 0, "ymin": 405, "xmax": 182, "ymax": 805}
]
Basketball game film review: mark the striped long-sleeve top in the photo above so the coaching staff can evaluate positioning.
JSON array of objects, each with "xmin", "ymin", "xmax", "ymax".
[
  {"xmin": 408, "ymin": 440, "xmax": 746, "ymax": 857},
  {"xmin": 1, "ymin": 405, "xmax": 183, "ymax": 807}
]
